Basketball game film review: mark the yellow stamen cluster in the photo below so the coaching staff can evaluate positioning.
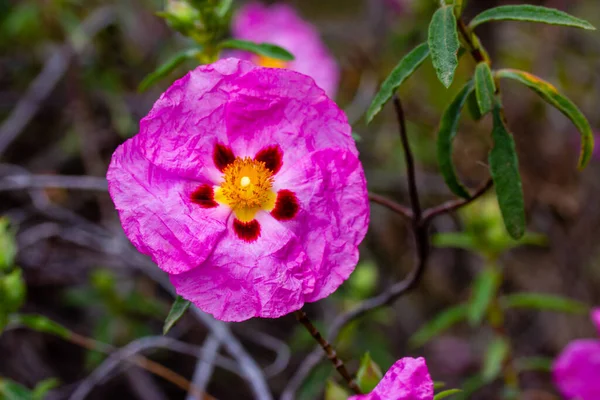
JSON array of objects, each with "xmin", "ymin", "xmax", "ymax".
[{"xmin": 215, "ymin": 157, "xmax": 276, "ymax": 222}]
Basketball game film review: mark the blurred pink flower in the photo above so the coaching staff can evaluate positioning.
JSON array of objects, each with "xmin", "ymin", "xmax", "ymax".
[
  {"xmin": 348, "ymin": 357, "xmax": 434, "ymax": 400},
  {"xmin": 107, "ymin": 58, "xmax": 369, "ymax": 322},
  {"xmin": 231, "ymin": 2, "xmax": 339, "ymax": 98},
  {"xmin": 552, "ymin": 308, "xmax": 600, "ymax": 400}
]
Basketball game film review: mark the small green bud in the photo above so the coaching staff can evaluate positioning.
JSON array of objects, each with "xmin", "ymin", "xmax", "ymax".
[{"xmin": 158, "ymin": 0, "xmax": 202, "ymax": 35}]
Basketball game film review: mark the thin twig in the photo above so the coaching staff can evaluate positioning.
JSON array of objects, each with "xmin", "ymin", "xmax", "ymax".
[
  {"xmin": 422, "ymin": 178, "xmax": 493, "ymax": 224},
  {"xmin": 0, "ymin": 173, "xmax": 108, "ymax": 192},
  {"xmin": 186, "ymin": 335, "xmax": 221, "ymax": 400},
  {"xmin": 368, "ymin": 192, "xmax": 412, "ymax": 219},
  {"xmin": 0, "ymin": 7, "xmax": 115, "ymax": 156},
  {"xmin": 294, "ymin": 310, "xmax": 361, "ymax": 395}
]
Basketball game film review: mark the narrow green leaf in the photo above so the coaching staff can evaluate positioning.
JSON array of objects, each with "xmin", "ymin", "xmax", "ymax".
[
  {"xmin": 469, "ymin": 5, "xmax": 595, "ymax": 30},
  {"xmin": 466, "ymin": 90, "xmax": 482, "ymax": 120},
  {"xmin": 436, "ymin": 81, "xmax": 474, "ymax": 199},
  {"xmin": 455, "ymin": 374, "xmax": 486, "ymax": 400},
  {"xmin": 514, "ymin": 356, "xmax": 553, "ymax": 373},
  {"xmin": 495, "ymin": 69, "xmax": 594, "ymax": 169},
  {"xmin": 474, "ymin": 63, "xmax": 495, "ymax": 115},
  {"xmin": 366, "ymin": 43, "xmax": 429, "ymax": 123},
  {"xmin": 32, "ymin": 378, "xmax": 59, "ymax": 400},
  {"xmin": 11, "ymin": 314, "xmax": 71, "ymax": 339},
  {"xmin": 428, "ymin": 5, "xmax": 460, "ymax": 88},
  {"xmin": 0, "ymin": 379, "xmax": 31, "ymax": 400},
  {"xmin": 468, "ymin": 266, "xmax": 501, "ymax": 326},
  {"xmin": 500, "ymin": 293, "xmax": 588, "ymax": 314},
  {"xmin": 216, "ymin": 0, "xmax": 233, "ymax": 17},
  {"xmin": 434, "ymin": 381, "xmax": 447, "ymax": 390},
  {"xmin": 489, "ymin": 106, "xmax": 525, "ymax": 239},
  {"xmin": 432, "ymin": 232, "xmax": 478, "ymax": 251},
  {"xmin": 163, "ymin": 296, "xmax": 191, "ymax": 335},
  {"xmin": 409, "ymin": 304, "xmax": 468, "ymax": 348},
  {"xmin": 138, "ymin": 48, "xmax": 202, "ymax": 92},
  {"xmin": 482, "ymin": 337, "xmax": 509, "ymax": 382},
  {"xmin": 324, "ymin": 381, "xmax": 349, "ymax": 400},
  {"xmin": 434, "ymin": 389, "xmax": 463, "ymax": 400},
  {"xmin": 356, "ymin": 353, "xmax": 383, "ymax": 393},
  {"xmin": 218, "ymin": 39, "xmax": 294, "ymax": 61}
]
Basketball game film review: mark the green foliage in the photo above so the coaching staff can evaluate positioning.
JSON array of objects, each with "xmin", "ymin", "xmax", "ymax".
[
  {"xmin": 499, "ymin": 293, "xmax": 588, "ymax": 314},
  {"xmin": 138, "ymin": 48, "xmax": 203, "ymax": 92},
  {"xmin": 324, "ymin": 381, "xmax": 350, "ymax": 400},
  {"xmin": 31, "ymin": 378, "xmax": 59, "ymax": 400},
  {"xmin": 409, "ymin": 304, "xmax": 468, "ymax": 348},
  {"xmin": 346, "ymin": 261, "xmax": 379, "ymax": 299},
  {"xmin": 428, "ymin": 5, "xmax": 460, "ymax": 88},
  {"xmin": 482, "ymin": 336, "xmax": 509, "ymax": 382},
  {"xmin": 0, "ymin": 269, "xmax": 26, "ymax": 315},
  {"xmin": 10, "ymin": 314, "xmax": 71, "ymax": 340},
  {"xmin": 217, "ymin": 39, "xmax": 295, "ymax": 61},
  {"xmin": 366, "ymin": 43, "xmax": 430, "ymax": 123},
  {"xmin": 0, "ymin": 378, "xmax": 31, "ymax": 400},
  {"xmin": 455, "ymin": 374, "xmax": 486, "ymax": 400},
  {"xmin": 0, "ymin": 218, "xmax": 16, "ymax": 271},
  {"xmin": 355, "ymin": 353, "xmax": 383, "ymax": 393},
  {"xmin": 495, "ymin": 69, "xmax": 594, "ymax": 169},
  {"xmin": 466, "ymin": 90, "xmax": 483, "ymax": 120},
  {"xmin": 434, "ymin": 388, "xmax": 463, "ymax": 400},
  {"xmin": 489, "ymin": 105, "xmax": 525, "ymax": 240},
  {"xmin": 514, "ymin": 356, "xmax": 553, "ymax": 373},
  {"xmin": 474, "ymin": 63, "xmax": 495, "ymax": 116},
  {"xmin": 436, "ymin": 81, "xmax": 474, "ymax": 199},
  {"xmin": 469, "ymin": 5, "xmax": 595, "ymax": 31},
  {"xmin": 468, "ymin": 266, "xmax": 501, "ymax": 326},
  {"xmin": 163, "ymin": 295, "xmax": 191, "ymax": 335}
]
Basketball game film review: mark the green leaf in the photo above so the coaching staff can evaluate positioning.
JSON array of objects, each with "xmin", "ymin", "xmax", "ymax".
[
  {"xmin": 216, "ymin": 0, "xmax": 233, "ymax": 17},
  {"xmin": 434, "ymin": 381, "xmax": 446, "ymax": 390},
  {"xmin": 474, "ymin": 63, "xmax": 495, "ymax": 115},
  {"xmin": 356, "ymin": 353, "xmax": 383, "ymax": 393},
  {"xmin": 324, "ymin": 381, "xmax": 349, "ymax": 400},
  {"xmin": 469, "ymin": 5, "xmax": 595, "ymax": 30},
  {"xmin": 468, "ymin": 266, "xmax": 501, "ymax": 326},
  {"xmin": 482, "ymin": 336, "xmax": 509, "ymax": 382},
  {"xmin": 409, "ymin": 304, "xmax": 468, "ymax": 348},
  {"xmin": 489, "ymin": 105, "xmax": 525, "ymax": 239},
  {"xmin": 163, "ymin": 296, "xmax": 191, "ymax": 335},
  {"xmin": 138, "ymin": 48, "xmax": 202, "ymax": 92},
  {"xmin": 434, "ymin": 389, "xmax": 463, "ymax": 400},
  {"xmin": 10, "ymin": 314, "xmax": 71, "ymax": 339},
  {"xmin": 428, "ymin": 5, "xmax": 460, "ymax": 88},
  {"xmin": 500, "ymin": 293, "xmax": 588, "ymax": 314},
  {"xmin": 32, "ymin": 378, "xmax": 59, "ymax": 400},
  {"xmin": 1, "ymin": 268, "xmax": 26, "ymax": 313},
  {"xmin": 0, "ymin": 378, "xmax": 32, "ymax": 400},
  {"xmin": 432, "ymin": 232, "xmax": 478, "ymax": 251},
  {"xmin": 455, "ymin": 374, "xmax": 486, "ymax": 400},
  {"xmin": 436, "ymin": 81, "xmax": 474, "ymax": 199},
  {"xmin": 366, "ymin": 43, "xmax": 429, "ymax": 123},
  {"xmin": 466, "ymin": 90, "xmax": 483, "ymax": 121},
  {"xmin": 218, "ymin": 39, "xmax": 294, "ymax": 61},
  {"xmin": 495, "ymin": 69, "xmax": 594, "ymax": 169},
  {"xmin": 0, "ymin": 218, "xmax": 17, "ymax": 270},
  {"xmin": 514, "ymin": 356, "xmax": 553, "ymax": 373}
]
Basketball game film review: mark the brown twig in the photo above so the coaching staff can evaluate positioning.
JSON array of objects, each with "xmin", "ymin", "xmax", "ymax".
[
  {"xmin": 422, "ymin": 178, "xmax": 493, "ymax": 224},
  {"xmin": 294, "ymin": 310, "xmax": 362, "ymax": 394},
  {"xmin": 368, "ymin": 192, "xmax": 412, "ymax": 220}
]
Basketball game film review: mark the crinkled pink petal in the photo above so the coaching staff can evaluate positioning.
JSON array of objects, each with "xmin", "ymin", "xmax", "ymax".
[
  {"xmin": 107, "ymin": 136, "xmax": 229, "ymax": 274},
  {"xmin": 348, "ymin": 357, "xmax": 434, "ymax": 400},
  {"xmin": 107, "ymin": 58, "xmax": 369, "ymax": 321},
  {"xmin": 274, "ymin": 148, "xmax": 369, "ymax": 302},
  {"xmin": 552, "ymin": 339, "xmax": 600, "ymax": 400},
  {"xmin": 232, "ymin": 3, "xmax": 339, "ymax": 98},
  {"xmin": 592, "ymin": 308, "xmax": 600, "ymax": 335}
]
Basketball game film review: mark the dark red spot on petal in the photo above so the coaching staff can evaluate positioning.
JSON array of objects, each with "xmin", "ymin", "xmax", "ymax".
[
  {"xmin": 213, "ymin": 143, "xmax": 235, "ymax": 172},
  {"xmin": 271, "ymin": 189, "xmax": 299, "ymax": 221},
  {"xmin": 254, "ymin": 145, "xmax": 283, "ymax": 174},
  {"xmin": 233, "ymin": 219, "xmax": 261, "ymax": 242},
  {"xmin": 191, "ymin": 184, "xmax": 218, "ymax": 208}
]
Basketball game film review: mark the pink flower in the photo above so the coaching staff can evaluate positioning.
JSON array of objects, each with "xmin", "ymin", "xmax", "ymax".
[
  {"xmin": 231, "ymin": 3, "xmax": 339, "ymax": 98},
  {"xmin": 552, "ymin": 308, "xmax": 600, "ymax": 400},
  {"xmin": 107, "ymin": 58, "xmax": 369, "ymax": 322},
  {"xmin": 349, "ymin": 357, "xmax": 434, "ymax": 400}
]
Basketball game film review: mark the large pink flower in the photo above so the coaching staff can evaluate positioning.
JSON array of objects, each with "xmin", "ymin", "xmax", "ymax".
[
  {"xmin": 349, "ymin": 357, "xmax": 434, "ymax": 400},
  {"xmin": 231, "ymin": 2, "xmax": 339, "ymax": 98},
  {"xmin": 552, "ymin": 308, "xmax": 600, "ymax": 400},
  {"xmin": 107, "ymin": 58, "xmax": 369, "ymax": 322}
]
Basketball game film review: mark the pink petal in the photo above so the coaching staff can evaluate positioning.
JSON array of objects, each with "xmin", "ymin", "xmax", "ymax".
[
  {"xmin": 553, "ymin": 339, "xmax": 600, "ymax": 400},
  {"xmin": 274, "ymin": 148, "xmax": 369, "ymax": 303},
  {"xmin": 170, "ymin": 212, "xmax": 314, "ymax": 321},
  {"xmin": 348, "ymin": 357, "xmax": 434, "ymax": 400},
  {"xmin": 592, "ymin": 308, "xmax": 600, "ymax": 336},
  {"xmin": 107, "ymin": 136, "xmax": 229, "ymax": 274},
  {"xmin": 232, "ymin": 3, "xmax": 339, "ymax": 97}
]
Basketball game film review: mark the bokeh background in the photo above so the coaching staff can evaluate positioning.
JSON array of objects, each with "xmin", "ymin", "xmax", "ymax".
[{"xmin": 1, "ymin": 0, "xmax": 599, "ymax": 399}]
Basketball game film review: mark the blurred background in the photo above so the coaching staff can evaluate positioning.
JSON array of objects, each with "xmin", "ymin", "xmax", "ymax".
[{"xmin": 1, "ymin": 0, "xmax": 599, "ymax": 399}]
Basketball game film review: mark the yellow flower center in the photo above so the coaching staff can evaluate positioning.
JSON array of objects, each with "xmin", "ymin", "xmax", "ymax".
[
  {"xmin": 214, "ymin": 157, "xmax": 277, "ymax": 222},
  {"xmin": 256, "ymin": 55, "xmax": 288, "ymax": 69}
]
